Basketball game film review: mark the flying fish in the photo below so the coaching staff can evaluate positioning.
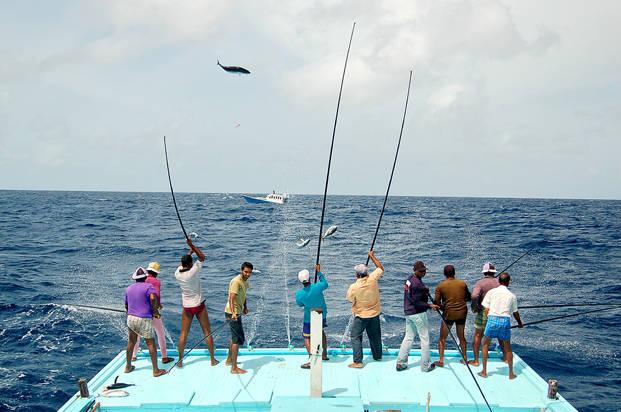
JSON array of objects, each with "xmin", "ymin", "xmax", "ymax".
[{"xmin": 217, "ymin": 60, "xmax": 251, "ymax": 75}]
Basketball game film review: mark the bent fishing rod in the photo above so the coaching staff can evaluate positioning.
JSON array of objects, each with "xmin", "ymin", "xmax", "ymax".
[
  {"xmin": 163, "ymin": 136, "xmax": 189, "ymax": 240},
  {"xmin": 511, "ymin": 305, "xmax": 621, "ymax": 329},
  {"xmin": 315, "ymin": 22, "xmax": 356, "ymax": 283},
  {"xmin": 520, "ymin": 302, "xmax": 621, "ymax": 310},
  {"xmin": 167, "ymin": 321, "xmax": 229, "ymax": 373},
  {"xmin": 494, "ymin": 248, "xmax": 533, "ymax": 277},
  {"xmin": 365, "ymin": 70, "xmax": 413, "ymax": 266}
]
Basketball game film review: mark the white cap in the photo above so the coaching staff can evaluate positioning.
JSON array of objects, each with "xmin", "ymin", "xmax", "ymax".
[
  {"xmin": 354, "ymin": 264, "xmax": 368, "ymax": 276},
  {"xmin": 298, "ymin": 269, "xmax": 310, "ymax": 283},
  {"xmin": 132, "ymin": 267, "xmax": 148, "ymax": 280},
  {"xmin": 482, "ymin": 262, "xmax": 497, "ymax": 274}
]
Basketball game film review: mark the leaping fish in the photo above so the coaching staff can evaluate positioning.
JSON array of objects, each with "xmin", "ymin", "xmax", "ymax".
[
  {"xmin": 322, "ymin": 225, "xmax": 338, "ymax": 240},
  {"xmin": 296, "ymin": 238, "xmax": 310, "ymax": 248},
  {"xmin": 217, "ymin": 60, "xmax": 251, "ymax": 75}
]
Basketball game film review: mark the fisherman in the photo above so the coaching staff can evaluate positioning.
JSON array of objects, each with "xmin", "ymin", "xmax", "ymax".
[
  {"xmin": 478, "ymin": 272, "xmax": 523, "ymax": 379},
  {"xmin": 175, "ymin": 238, "xmax": 219, "ymax": 368},
  {"xmin": 295, "ymin": 263, "xmax": 329, "ymax": 369},
  {"xmin": 124, "ymin": 267, "xmax": 166, "ymax": 377},
  {"xmin": 131, "ymin": 261, "xmax": 175, "ymax": 364},
  {"xmin": 468, "ymin": 262, "xmax": 500, "ymax": 366},
  {"xmin": 434, "ymin": 264, "xmax": 471, "ymax": 366},
  {"xmin": 346, "ymin": 250, "xmax": 385, "ymax": 368},
  {"xmin": 396, "ymin": 260, "xmax": 440, "ymax": 372},
  {"xmin": 224, "ymin": 262, "xmax": 253, "ymax": 374}
]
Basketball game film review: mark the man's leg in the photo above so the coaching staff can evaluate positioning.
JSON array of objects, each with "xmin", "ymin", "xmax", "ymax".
[
  {"xmin": 322, "ymin": 331, "xmax": 329, "ymax": 360},
  {"xmin": 125, "ymin": 328, "xmax": 138, "ymax": 373},
  {"xmin": 228, "ymin": 316, "xmax": 247, "ymax": 374},
  {"xmin": 478, "ymin": 336, "xmax": 492, "ymax": 378},
  {"xmin": 502, "ymin": 340, "xmax": 516, "ymax": 379},
  {"xmin": 145, "ymin": 337, "xmax": 166, "ymax": 377},
  {"xmin": 367, "ymin": 315, "xmax": 382, "ymax": 361},
  {"xmin": 349, "ymin": 317, "xmax": 364, "ymax": 367},
  {"xmin": 414, "ymin": 312, "xmax": 432, "ymax": 371},
  {"xmin": 197, "ymin": 309, "xmax": 219, "ymax": 366},
  {"xmin": 436, "ymin": 321, "xmax": 449, "ymax": 367},
  {"xmin": 396, "ymin": 315, "xmax": 415, "ymax": 368},
  {"xmin": 177, "ymin": 310, "xmax": 194, "ymax": 368},
  {"xmin": 469, "ymin": 328, "xmax": 483, "ymax": 366},
  {"xmin": 132, "ymin": 335, "xmax": 141, "ymax": 361},
  {"xmin": 456, "ymin": 323, "xmax": 467, "ymax": 363}
]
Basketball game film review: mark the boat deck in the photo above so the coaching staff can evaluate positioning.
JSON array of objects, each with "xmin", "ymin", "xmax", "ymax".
[{"xmin": 59, "ymin": 348, "xmax": 577, "ymax": 411}]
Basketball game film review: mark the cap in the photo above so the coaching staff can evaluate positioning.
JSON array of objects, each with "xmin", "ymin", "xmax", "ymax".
[
  {"xmin": 131, "ymin": 267, "xmax": 148, "ymax": 280},
  {"xmin": 482, "ymin": 262, "xmax": 497, "ymax": 274},
  {"xmin": 354, "ymin": 264, "xmax": 368, "ymax": 276},
  {"xmin": 147, "ymin": 261, "xmax": 160, "ymax": 274},
  {"xmin": 413, "ymin": 261, "xmax": 427, "ymax": 272},
  {"xmin": 298, "ymin": 269, "xmax": 310, "ymax": 283}
]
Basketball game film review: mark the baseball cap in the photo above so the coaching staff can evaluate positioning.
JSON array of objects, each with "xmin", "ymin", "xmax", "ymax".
[
  {"xmin": 298, "ymin": 269, "xmax": 310, "ymax": 283},
  {"xmin": 482, "ymin": 262, "xmax": 497, "ymax": 274}
]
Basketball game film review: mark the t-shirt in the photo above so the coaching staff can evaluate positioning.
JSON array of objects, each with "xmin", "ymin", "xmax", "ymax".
[
  {"xmin": 434, "ymin": 278, "xmax": 471, "ymax": 320},
  {"xmin": 346, "ymin": 268, "xmax": 384, "ymax": 318},
  {"xmin": 471, "ymin": 276, "xmax": 499, "ymax": 313},
  {"xmin": 175, "ymin": 260, "xmax": 204, "ymax": 308},
  {"xmin": 224, "ymin": 274, "xmax": 249, "ymax": 315},
  {"xmin": 403, "ymin": 274, "xmax": 430, "ymax": 315},
  {"xmin": 146, "ymin": 275, "xmax": 161, "ymax": 299},
  {"xmin": 482, "ymin": 285, "xmax": 518, "ymax": 317},
  {"xmin": 125, "ymin": 282, "xmax": 156, "ymax": 319},
  {"xmin": 295, "ymin": 271, "xmax": 328, "ymax": 322}
]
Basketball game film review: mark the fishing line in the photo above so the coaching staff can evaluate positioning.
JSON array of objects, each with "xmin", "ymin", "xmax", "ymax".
[
  {"xmin": 366, "ymin": 70, "xmax": 413, "ymax": 266},
  {"xmin": 511, "ymin": 305, "xmax": 621, "ymax": 329},
  {"xmin": 495, "ymin": 248, "xmax": 532, "ymax": 277},
  {"xmin": 163, "ymin": 136, "xmax": 189, "ymax": 240},
  {"xmin": 314, "ymin": 22, "xmax": 356, "ymax": 283}
]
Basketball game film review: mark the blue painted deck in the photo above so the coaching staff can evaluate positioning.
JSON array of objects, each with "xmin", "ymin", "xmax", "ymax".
[{"xmin": 58, "ymin": 348, "xmax": 577, "ymax": 411}]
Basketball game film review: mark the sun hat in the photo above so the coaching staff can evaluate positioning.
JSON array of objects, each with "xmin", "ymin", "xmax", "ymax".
[
  {"xmin": 298, "ymin": 269, "xmax": 310, "ymax": 283},
  {"xmin": 482, "ymin": 262, "xmax": 497, "ymax": 274},
  {"xmin": 132, "ymin": 267, "xmax": 148, "ymax": 280},
  {"xmin": 354, "ymin": 264, "xmax": 368, "ymax": 276},
  {"xmin": 413, "ymin": 261, "xmax": 427, "ymax": 272},
  {"xmin": 147, "ymin": 261, "xmax": 160, "ymax": 274}
]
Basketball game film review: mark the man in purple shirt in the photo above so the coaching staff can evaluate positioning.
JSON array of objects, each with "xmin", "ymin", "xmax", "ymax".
[
  {"xmin": 468, "ymin": 262, "xmax": 500, "ymax": 366},
  {"xmin": 124, "ymin": 267, "xmax": 166, "ymax": 377}
]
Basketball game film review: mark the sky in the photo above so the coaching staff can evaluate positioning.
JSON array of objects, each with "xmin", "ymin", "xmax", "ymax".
[{"xmin": 0, "ymin": 0, "xmax": 620, "ymax": 199}]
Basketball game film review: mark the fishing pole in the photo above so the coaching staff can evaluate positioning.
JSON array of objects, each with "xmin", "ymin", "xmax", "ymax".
[
  {"xmin": 495, "ymin": 248, "xmax": 532, "ymax": 277},
  {"xmin": 315, "ymin": 22, "xmax": 356, "ymax": 283},
  {"xmin": 167, "ymin": 321, "xmax": 229, "ymax": 373},
  {"xmin": 163, "ymin": 136, "xmax": 189, "ymax": 240},
  {"xmin": 428, "ymin": 292, "xmax": 493, "ymax": 412},
  {"xmin": 520, "ymin": 303, "xmax": 621, "ymax": 310},
  {"xmin": 511, "ymin": 305, "xmax": 621, "ymax": 329},
  {"xmin": 365, "ymin": 70, "xmax": 413, "ymax": 266}
]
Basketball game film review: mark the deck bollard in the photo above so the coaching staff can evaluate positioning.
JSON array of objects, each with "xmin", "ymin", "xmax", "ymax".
[
  {"xmin": 78, "ymin": 378, "xmax": 89, "ymax": 398},
  {"xmin": 547, "ymin": 379, "xmax": 558, "ymax": 399}
]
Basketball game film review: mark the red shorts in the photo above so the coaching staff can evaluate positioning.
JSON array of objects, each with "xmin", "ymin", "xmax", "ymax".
[{"xmin": 183, "ymin": 302, "xmax": 205, "ymax": 316}]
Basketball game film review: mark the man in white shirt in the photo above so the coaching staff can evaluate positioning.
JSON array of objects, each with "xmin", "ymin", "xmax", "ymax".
[
  {"xmin": 477, "ymin": 272, "xmax": 523, "ymax": 380},
  {"xmin": 174, "ymin": 238, "xmax": 219, "ymax": 368}
]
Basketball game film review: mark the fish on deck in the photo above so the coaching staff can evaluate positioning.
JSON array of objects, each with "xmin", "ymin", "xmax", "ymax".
[{"xmin": 217, "ymin": 60, "xmax": 251, "ymax": 74}]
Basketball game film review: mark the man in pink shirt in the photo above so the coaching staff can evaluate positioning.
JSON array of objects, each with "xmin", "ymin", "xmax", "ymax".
[
  {"xmin": 132, "ymin": 261, "xmax": 175, "ymax": 364},
  {"xmin": 468, "ymin": 262, "xmax": 500, "ymax": 366}
]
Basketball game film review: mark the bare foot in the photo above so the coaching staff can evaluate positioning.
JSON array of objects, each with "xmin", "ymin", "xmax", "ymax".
[
  {"xmin": 124, "ymin": 365, "xmax": 135, "ymax": 373},
  {"xmin": 348, "ymin": 362, "xmax": 364, "ymax": 369},
  {"xmin": 468, "ymin": 360, "xmax": 480, "ymax": 366},
  {"xmin": 509, "ymin": 373, "xmax": 517, "ymax": 380},
  {"xmin": 434, "ymin": 361, "xmax": 444, "ymax": 368},
  {"xmin": 131, "ymin": 357, "xmax": 137, "ymax": 362},
  {"xmin": 225, "ymin": 358, "xmax": 232, "ymax": 366},
  {"xmin": 478, "ymin": 371, "xmax": 488, "ymax": 378},
  {"xmin": 176, "ymin": 359, "xmax": 183, "ymax": 369},
  {"xmin": 231, "ymin": 367, "xmax": 247, "ymax": 374},
  {"xmin": 211, "ymin": 359, "xmax": 220, "ymax": 366},
  {"xmin": 153, "ymin": 368, "xmax": 167, "ymax": 377}
]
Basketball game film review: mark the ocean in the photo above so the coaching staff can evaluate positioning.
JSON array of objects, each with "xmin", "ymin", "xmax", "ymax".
[{"xmin": 0, "ymin": 190, "xmax": 619, "ymax": 411}]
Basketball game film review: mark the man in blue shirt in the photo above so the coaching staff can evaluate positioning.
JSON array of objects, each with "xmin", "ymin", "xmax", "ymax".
[{"xmin": 296, "ymin": 263, "xmax": 329, "ymax": 369}]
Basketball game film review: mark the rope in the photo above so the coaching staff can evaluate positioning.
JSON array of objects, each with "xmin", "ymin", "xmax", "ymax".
[{"xmin": 163, "ymin": 136, "xmax": 189, "ymax": 240}]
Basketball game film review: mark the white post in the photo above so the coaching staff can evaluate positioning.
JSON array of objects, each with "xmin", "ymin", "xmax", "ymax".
[{"xmin": 310, "ymin": 309, "xmax": 323, "ymax": 398}]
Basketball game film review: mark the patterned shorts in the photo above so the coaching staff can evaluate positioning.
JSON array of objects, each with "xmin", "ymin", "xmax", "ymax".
[
  {"xmin": 127, "ymin": 315, "xmax": 154, "ymax": 339},
  {"xmin": 474, "ymin": 311, "xmax": 488, "ymax": 330},
  {"xmin": 483, "ymin": 315, "xmax": 511, "ymax": 341}
]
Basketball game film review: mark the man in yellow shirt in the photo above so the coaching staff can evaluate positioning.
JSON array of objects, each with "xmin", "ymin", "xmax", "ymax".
[
  {"xmin": 224, "ymin": 262, "xmax": 253, "ymax": 374},
  {"xmin": 346, "ymin": 250, "xmax": 384, "ymax": 368}
]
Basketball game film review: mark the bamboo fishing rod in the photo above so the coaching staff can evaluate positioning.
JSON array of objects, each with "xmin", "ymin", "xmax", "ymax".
[
  {"xmin": 365, "ymin": 70, "xmax": 413, "ymax": 266},
  {"xmin": 520, "ymin": 302, "xmax": 621, "ymax": 310},
  {"xmin": 494, "ymin": 248, "xmax": 532, "ymax": 277},
  {"xmin": 163, "ymin": 136, "xmax": 189, "ymax": 240},
  {"xmin": 315, "ymin": 22, "xmax": 356, "ymax": 283},
  {"xmin": 511, "ymin": 305, "xmax": 621, "ymax": 329}
]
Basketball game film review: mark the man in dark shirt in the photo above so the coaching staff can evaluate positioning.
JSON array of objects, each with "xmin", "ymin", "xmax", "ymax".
[{"xmin": 396, "ymin": 261, "xmax": 439, "ymax": 372}]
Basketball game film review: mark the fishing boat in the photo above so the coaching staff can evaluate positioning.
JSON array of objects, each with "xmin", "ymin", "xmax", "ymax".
[
  {"xmin": 58, "ymin": 346, "xmax": 578, "ymax": 411},
  {"xmin": 242, "ymin": 192, "xmax": 289, "ymax": 205}
]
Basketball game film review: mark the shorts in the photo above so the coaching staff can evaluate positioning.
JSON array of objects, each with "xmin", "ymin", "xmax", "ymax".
[
  {"xmin": 183, "ymin": 302, "xmax": 206, "ymax": 316},
  {"xmin": 225, "ymin": 313, "xmax": 245, "ymax": 345},
  {"xmin": 474, "ymin": 311, "xmax": 488, "ymax": 330},
  {"xmin": 302, "ymin": 319, "xmax": 328, "ymax": 339},
  {"xmin": 443, "ymin": 317, "xmax": 466, "ymax": 327},
  {"xmin": 484, "ymin": 315, "xmax": 511, "ymax": 341},
  {"xmin": 127, "ymin": 315, "xmax": 154, "ymax": 339}
]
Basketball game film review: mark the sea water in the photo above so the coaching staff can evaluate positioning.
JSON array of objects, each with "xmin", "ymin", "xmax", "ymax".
[{"xmin": 0, "ymin": 190, "xmax": 620, "ymax": 411}]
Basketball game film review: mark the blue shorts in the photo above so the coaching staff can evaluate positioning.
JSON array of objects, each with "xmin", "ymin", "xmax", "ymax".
[
  {"xmin": 302, "ymin": 319, "xmax": 327, "ymax": 339},
  {"xmin": 484, "ymin": 315, "xmax": 511, "ymax": 341}
]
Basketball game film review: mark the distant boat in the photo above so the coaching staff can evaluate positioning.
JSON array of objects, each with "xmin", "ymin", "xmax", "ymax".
[{"xmin": 242, "ymin": 192, "xmax": 289, "ymax": 205}]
